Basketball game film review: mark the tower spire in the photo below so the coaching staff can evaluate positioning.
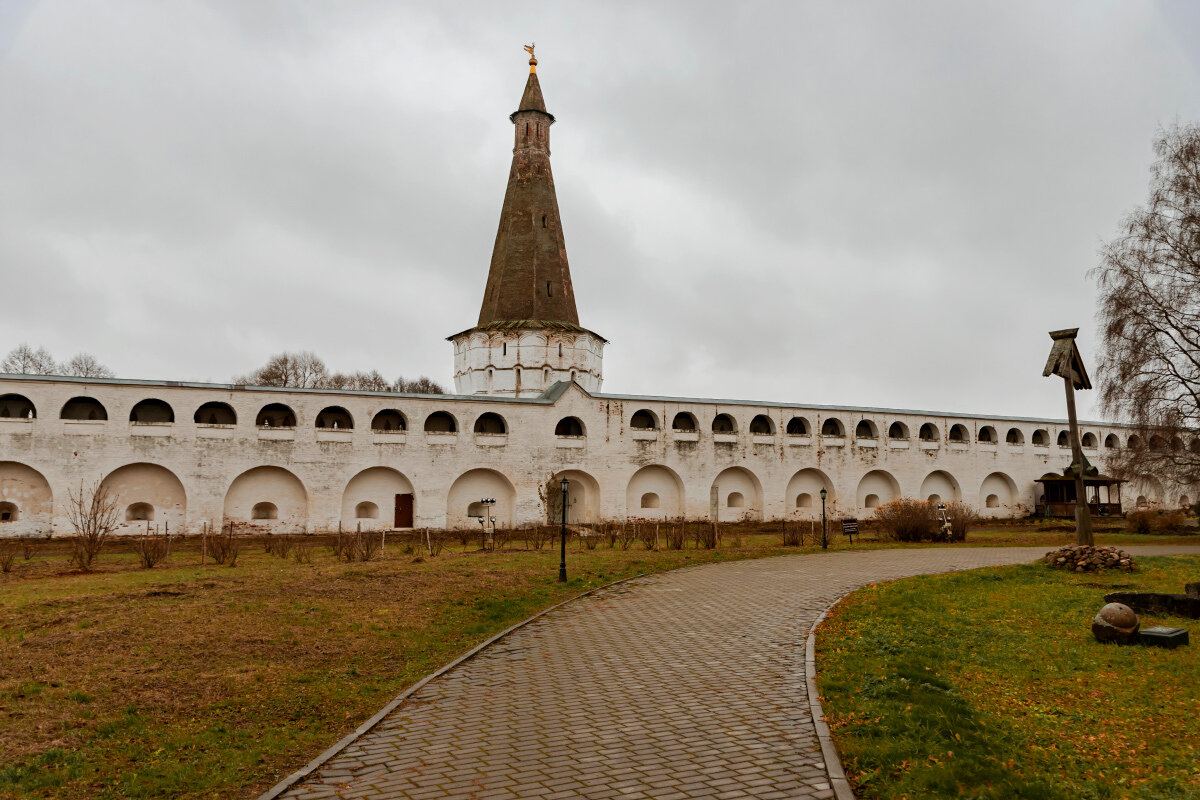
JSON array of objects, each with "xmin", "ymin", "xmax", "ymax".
[
  {"xmin": 449, "ymin": 51, "xmax": 605, "ymax": 398},
  {"xmin": 476, "ymin": 50, "xmax": 578, "ymax": 326}
]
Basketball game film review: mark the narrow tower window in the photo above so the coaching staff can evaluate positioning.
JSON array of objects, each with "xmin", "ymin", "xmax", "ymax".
[
  {"xmin": 502, "ymin": 342, "xmax": 507, "ymax": 356},
  {"xmin": 542, "ymin": 215, "xmax": 547, "ymax": 228},
  {"xmin": 547, "ymin": 282, "xmax": 553, "ymax": 297},
  {"xmin": 558, "ymin": 343, "xmax": 563, "ymax": 357},
  {"xmin": 525, "ymin": 122, "xmax": 529, "ymax": 136}
]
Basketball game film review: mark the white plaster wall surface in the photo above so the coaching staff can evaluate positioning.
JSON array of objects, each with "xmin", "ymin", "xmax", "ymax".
[{"xmin": 0, "ymin": 375, "xmax": 1153, "ymax": 536}]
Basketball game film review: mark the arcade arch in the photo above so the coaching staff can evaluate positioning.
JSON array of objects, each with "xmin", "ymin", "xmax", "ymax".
[
  {"xmin": 61, "ymin": 396, "xmax": 107, "ymax": 421},
  {"xmin": 224, "ymin": 466, "xmax": 307, "ymax": 529},
  {"xmin": 920, "ymin": 470, "xmax": 961, "ymax": 504},
  {"xmin": 129, "ymin": 399, "xmax": 174, "ymax": 423},
  {"xmin": 0, "ymin": 461, "xmax": 52, "ymax": 532},
  {"xmin": 979, "ymin": 472, "xmax": 1018, "ymax": 515},
  {"xmin": 548, "ymin": 470, "xmax": 601, "ymax": 524},
  {"xmin": 857, "ymin": 470, "xmax": 900, "ymax": 511},
  {"xmin": 626, "ymin": 465, "xmax": 684, "ymax": 519},
  {"xmin": 447, "ymin": 469, "xmax": 515, "ymax": 529},
  {"xmin": 786, "ymin": 468, "xmax": 834, "ymax": 518},
  {"xmin": 711, "ymin": 467, "xmax": 763, "ymax": 522},
  {"xmin": 342, "ymin": 467, "xmax": 414, "ymax": 529},
  {"xmin": 100, "ymin": 463, "xmax": 187, "ymax": 531}
]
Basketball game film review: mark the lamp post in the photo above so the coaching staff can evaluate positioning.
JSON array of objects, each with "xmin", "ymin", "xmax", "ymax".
[
  {"xmin": 558, "ymin": 477, "xmax": 569, "ymax": 582},
  {"xmin": 820, "ymin": 488, "xmax": 828, "ymax": 550}
]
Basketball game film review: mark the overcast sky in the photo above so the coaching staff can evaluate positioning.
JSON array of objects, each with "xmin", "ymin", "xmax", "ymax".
[{"xmin": 2, "ymin": 1, "xmax": 1198, "ymax": 420}]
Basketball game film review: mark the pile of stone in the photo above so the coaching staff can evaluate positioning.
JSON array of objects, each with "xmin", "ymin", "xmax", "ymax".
[{"xmin": 1044, "ymin": 544, "xmax": 1135, "ymax": 573}]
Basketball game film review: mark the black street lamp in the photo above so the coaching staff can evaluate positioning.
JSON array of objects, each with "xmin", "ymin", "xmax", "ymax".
[
  {"xmin": 820, "ymin": 488, "xmax": 828, "ymax": 550},
  {"xmin": 558, "ymin": 477, "xmax": 569, "ymax": 582}
]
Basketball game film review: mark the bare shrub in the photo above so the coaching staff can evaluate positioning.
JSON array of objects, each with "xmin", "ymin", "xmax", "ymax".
[
  {"xmin": 944, "ymin": 502, "xmax": 980, "ymax": 542},
  {"xmin": 874, "ymin": 499, "xmax": 938, "ymax": 542},
  {"xmin": 336, "ymin": 530, "xmax": 383, "ymax": 562},
  {"xmin": 638, "ymin": 523, "xmax": 658, "ymax": 551},
  {"xmin": 293, "ymin": 539, "xmax": 313, "ymax": 564},
  {"xmin": 524, "ymin": 526, "xmax": 552, "ymax": 550},
  {"xmin": 1128, "ymin": 509, "xmax": 1191, "ymax": 535},
  {"xmin": 134, "ymin": 526, "xmax": 172, "ymax": 569},
  {"xmin": 781, "ymin": 521, "xmax": 803, "ymax": 547},
  {"xmin": 20, "ymin": 536, "xmax": 37, "ymax": 560},
  {"xmin": 66, "ymin": 480, "xmax": 120, "ymax": 571},
  {"xmin": 693, "ymin": 522, "xmax": 719, "ymax": 549},
  {"xmin": 206, "ymin": 524, "xmax": 241, "ymax": 566},
  {"xmin": 423, "ymin": 529, "xmax": 447, "ymax": 557},
  {"xmin": 665, "ymin": 520, "xmax": 686, "ymax": 550},
  {"xmin": 0, "ymin": 543, "xmax": 16, "ymax": 573}
]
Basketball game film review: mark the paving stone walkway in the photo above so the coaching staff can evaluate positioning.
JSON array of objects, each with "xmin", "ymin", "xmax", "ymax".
[{"xmin": 274, "ymin": 545, "xmax": 1200, "ymax": 800}]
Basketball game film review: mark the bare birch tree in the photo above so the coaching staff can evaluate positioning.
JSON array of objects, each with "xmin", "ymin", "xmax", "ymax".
[{"xmin": 1093, "ymin": 122, "xmax": 1200, "ymax": 496}]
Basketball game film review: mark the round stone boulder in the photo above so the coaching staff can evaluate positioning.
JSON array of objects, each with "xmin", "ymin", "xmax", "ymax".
[{"xmin": 1092, "ymin": 602, "xmax": 1140, "ymax": 644}]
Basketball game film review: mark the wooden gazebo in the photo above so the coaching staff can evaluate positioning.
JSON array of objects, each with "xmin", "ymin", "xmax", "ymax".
[{"xmin": 1035, "ymin": 459, "xmax": 1124, "ymax": 518}]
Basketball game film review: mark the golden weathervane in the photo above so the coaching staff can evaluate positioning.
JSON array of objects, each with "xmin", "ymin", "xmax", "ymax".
[{"xmin": 525, "ymin": 43, "xmax": 537, "ymax": 72}]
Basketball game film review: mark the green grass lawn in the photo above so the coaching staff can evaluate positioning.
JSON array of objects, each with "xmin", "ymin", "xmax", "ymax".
[{"xmin": 816, "ymin": 555, "xmax": 1200, "ymax": 800}]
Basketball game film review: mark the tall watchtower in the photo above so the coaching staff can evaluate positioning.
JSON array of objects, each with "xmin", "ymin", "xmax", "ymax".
[{"xmin": 449, "ymin": 48, "xmax": 605, "ymax": 397}]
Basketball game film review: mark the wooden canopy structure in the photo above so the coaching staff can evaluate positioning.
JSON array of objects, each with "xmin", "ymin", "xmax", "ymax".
[{"xmin": 1035, "ymin": 460, "xmax": 1124, "ymax": 518}]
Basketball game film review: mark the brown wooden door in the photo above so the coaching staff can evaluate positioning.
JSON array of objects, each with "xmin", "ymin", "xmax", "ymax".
[{"xmin": 395, "ymin": 493, "xmax": 414, "ymax": 528}]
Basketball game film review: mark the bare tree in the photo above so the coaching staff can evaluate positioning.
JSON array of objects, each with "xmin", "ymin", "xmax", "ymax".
[
  {"xmin": 2, "ymin": 343, "xmax": 57, "ymax": 375},
  {"xmin": 66, "ymin": 480, "xmax": 120, "ymax": 571},
  {"xmin": 326, "ymin": 370, "xmax": 393, "ymax": 392},
  {"xmin": 235, "ymin": 352, "xmax": 445, "ymax": 394},
  {"xmin": 394, "ymin": 376, "xmax": 446, "ymax": 394},
  {"xmin": 1093, "ymin": 123, "xmax": 1200, "ymax": 493},
  {"xmin": 236, "ymin": 351, "xmax": 329, "ymax": 388},
  {"xmin": 60, "ymin": 353, "xmax": 115, "ymax": 378}
]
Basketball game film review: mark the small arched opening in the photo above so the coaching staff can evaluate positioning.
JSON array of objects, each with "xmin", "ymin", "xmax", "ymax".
[
  {"xmin": 1006, "ymin": 428, "xmax": 1024, "ymax": 444},
  {"xmin": 474, "ymin": 412, "xmax": 507, "ymax": 434},
  {"xmin": 129, "ymin": 398, "xmax": 174, "ymax": 424},
  {"xmin": 1082, "ymin": 432, "xmax": 1098, "ymax": 449},
  {"xmin": 671, "ymin": 412, "xmax": 698, "ymax": 432},
  {"xmin": 61, "ymin": 396, "xmax": 108, "ymax": 421},
  {"xmin": 1127, "ymin": 434, "xmax": 1143, "ymax": 449},
  {"xmin": 371, "ymin": 410, "xmax": 407, "ymax": 431},
  {"xmin": 821, "ymin": 418, "xmax": 844, "ymax": 437},
  {"xmin": 796, "ymin": 493, "xmax": 813, "ymax": 509},
  {"xmin": 630, "ymin": 410, "xmax": 658, "ymax": 430},
  {"xmin": 712, "ymin": 414, "xmax": 736, "ymax": 433},
  {"xmin": 855, "ymin": 420, "xmax": 877, "ymax": 439},
  {"xmin": 640, "ymin": 493, "xmax": 660, "ymax": 509},
  {"xmin": 727, "ymin": 492, "xmax": 745, "ymax": 508},
  {"xmin": 948, "ymin": 424, "xmax": 969, "ymax": 443},
  {"xmin": 194, "ymin": 401, "xmax": 236, "ymax": 425},
  {"xmin": 888, "ymin": 422, "xmax": 908, "ymax": 440},
  {"xmin": 316, "ymin": 406, "xmax": 353, "ymax": 429},
  {"xmin": 786, "ymin": 417, "xmax": 809, "ymax": 435},
  {"xmin": 919, "ymin": 423, "xmax": 939, "ymax": 441},
  {"xmin": 252, "ymin": 502, "xmax": 279, "ymax": 520},
  {"xmin": 256, "ymin": 403, "xmax": 296, "ymax": 427},
  {"xmin": 749, "ymin": 415, "xmax": 774, "ymax": 435},
  {"xmin": 125, "ymin": 502, "xmax": 154, "ymax": 522},
  {"xmin": 0, "ymin": 394, "xmax": 36, "ymax": 419},
  {"xmin": 355, "ymin": 501, "xmax": 379, "ymax": 520},
  {"xmin": 1057, "ymin": 431, "xmax": 1070, "ymax": 448},
  {"xmin": 1105, "ymin": 433, "xmax": 1119, "ymax": 449},
  {"xmin": 424, "ymin": 411, "xmax": 457, "ymax": 433},
  {"xmin": 555, "ymin": 416, "xmax": 585, "ymax": 436},
  {"xmin": 0, "ymin": 501, "xmax": 18, "ymax": 522},
  {"xmin": 978, "ymin": 426, "xmax": 997, "ymax": 443},
  {"xmin": 1031, "ymin": 429, "xmax": 1049, "ymax": 446},
  {"xmin": 986, "ymin": 494, "xmax": 1000, "ymax": 509}
]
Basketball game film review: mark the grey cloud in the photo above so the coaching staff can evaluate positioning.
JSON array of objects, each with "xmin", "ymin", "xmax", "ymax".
[{"xmin": 1, "ymin": 1, "xmax": 1197, "ymax": 417}]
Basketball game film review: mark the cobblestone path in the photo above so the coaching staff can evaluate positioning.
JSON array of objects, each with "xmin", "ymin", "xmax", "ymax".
[{"xmin": 275, "ymin": 546, "xmax": 1200, "ymax": 800}]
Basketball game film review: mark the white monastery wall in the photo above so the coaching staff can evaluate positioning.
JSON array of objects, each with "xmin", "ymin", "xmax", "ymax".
[{"xmin": 0, "ymin": 374, "xmax": 1162, "ymax": 537}]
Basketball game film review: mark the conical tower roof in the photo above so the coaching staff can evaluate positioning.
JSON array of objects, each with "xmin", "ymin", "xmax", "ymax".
[{"xmin": 477, "ymin": 62, "xmax": 579, "ymax": 328}]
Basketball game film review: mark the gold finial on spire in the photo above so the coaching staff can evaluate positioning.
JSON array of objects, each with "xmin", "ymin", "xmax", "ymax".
[{"xmin": 524, "ymin": 43, "xmax": 537, "ymax": 73}]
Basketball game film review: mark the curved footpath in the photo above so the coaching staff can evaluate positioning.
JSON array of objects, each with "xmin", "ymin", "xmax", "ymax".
[{"xmin": 269, "ymin": 545, "xmax": 1200, "ymax": 800}]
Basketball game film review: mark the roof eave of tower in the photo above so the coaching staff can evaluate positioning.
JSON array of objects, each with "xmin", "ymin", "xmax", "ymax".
[
  {"xmin": 446, "ymin": 319, "xmax": 608, "ymax": 343},
  {"xmin": 509, "ymin": 108, "xmax": 555, "ymax": 123}
]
